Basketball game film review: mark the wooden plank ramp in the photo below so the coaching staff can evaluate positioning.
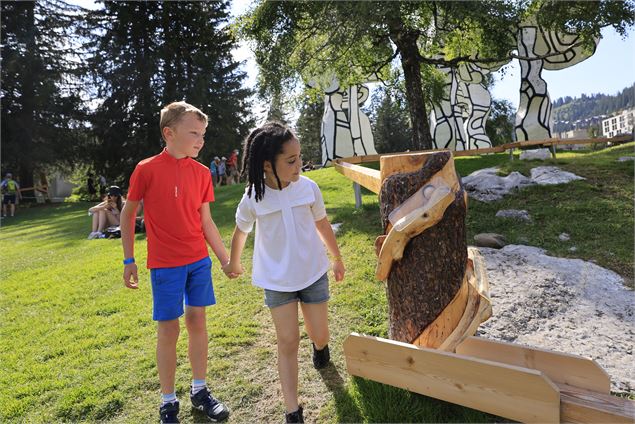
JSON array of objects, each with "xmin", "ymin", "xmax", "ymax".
[
  {"xmin": 456, "ymin": 337, "xmax": 635, "ymax": 423},
  {"xmin": 344, "ymin": 333, "xmax": 561, "ymax": 423}
]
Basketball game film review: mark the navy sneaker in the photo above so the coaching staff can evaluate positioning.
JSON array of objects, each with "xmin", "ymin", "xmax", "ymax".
[
  {"xmin": 312, "ymin": 343, "xmax": 330, "ymax": 369},
  {"xmin": 159, "ymin": 400, "xmax": 180, "ymax": 424},
  {"xmin": 190, "ymin": 387, "xmax": 229, "ymax": 422},
  {"xmin": 285, "ymin": 406, "xmax": 304, "ymax": 423}
]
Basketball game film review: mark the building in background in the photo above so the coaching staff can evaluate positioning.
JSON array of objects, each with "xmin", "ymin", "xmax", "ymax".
[{"xmin": 602, "ymin": 108, "xmax": 635, "ymax": 138}]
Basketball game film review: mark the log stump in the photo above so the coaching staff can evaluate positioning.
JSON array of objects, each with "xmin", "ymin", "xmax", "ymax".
[{"xmin": 378, "ymin": 151, "xmax": 468, "ymax": 343}]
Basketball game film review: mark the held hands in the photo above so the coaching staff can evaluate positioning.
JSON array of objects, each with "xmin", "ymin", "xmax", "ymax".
[
  {"xmin": 123, "ymin": 263, "xmax": 139, "ymax": 289},
  {"xmin": 333, "ymin": 258, "xmax": 345, "ymax": 282},
  {"xmin": 222, "ymin": 261, "xmax": 244, "ymax": 279}
]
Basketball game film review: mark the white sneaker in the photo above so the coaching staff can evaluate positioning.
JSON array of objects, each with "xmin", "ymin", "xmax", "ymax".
[{"xmin": 87, "ymin": 231, "xmax": 100, "ymax": 239}]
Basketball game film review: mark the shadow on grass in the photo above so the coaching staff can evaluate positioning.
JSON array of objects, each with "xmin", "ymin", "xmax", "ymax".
[{"xmin": 318, "ymin": 364, "xmax": 363, "ymax": 422}]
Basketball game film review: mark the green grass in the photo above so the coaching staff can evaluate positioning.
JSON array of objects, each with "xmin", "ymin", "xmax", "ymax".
[{"xmin": 0, "ymin": 143, "xmax": 632, "ymax": 422}]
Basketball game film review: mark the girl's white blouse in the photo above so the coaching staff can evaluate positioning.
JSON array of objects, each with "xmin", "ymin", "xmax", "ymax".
[{"xmin": 235, "ymin": 176, "xmax": 330, "ymax": 291}]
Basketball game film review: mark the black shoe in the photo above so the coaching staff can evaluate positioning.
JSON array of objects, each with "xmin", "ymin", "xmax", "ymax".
[
  {"xmin": 285, "ymin": 406, "xmax": 304, "ymax": 423},
  {"xmin": 190, "ymin": 387, "xmax": 229, "ymax": 422},
  {"xmin": 159, "ymin": 400, "xmax": 180, "ymax": 424},
  {"xmin": 312, "ymin": 343, "xmax": 330, "ymax": 369}
]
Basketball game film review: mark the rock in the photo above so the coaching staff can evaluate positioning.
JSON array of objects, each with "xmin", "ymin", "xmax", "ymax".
[
  {"xmin": 474, "ymin": 233, "xmax": 507, "ymax": 248},
  {"xmin": 530, "ymin": 166, "xmax": 585, "ymax": 185},
  {"xmin": 462, "ymin": 167, "xmax": 534, "ymax": 202},
  {"xmin": 559, "ymin": 232, "xmax": 571, "ymax": 241},
  {"xmin": 520, "ymin": 148, "xmax": 551, "ymax": 160},
  {"xmin": 569, "ymin": 246, "xmax": 578, "ymax": 252},
  {"xmin": 617, "ymin": 156, "xmax": 635, "ymax": 162},
  {"xmin": 476, "ymin": 244, "xmax": 634, "ymax": 392},
  {"xmin": 462, "ymin": 165, "xmax": 585, "ymax": 202},
  {"xmin": 496, "ymin": 209, "xmax": 531, "ymax": 221}
]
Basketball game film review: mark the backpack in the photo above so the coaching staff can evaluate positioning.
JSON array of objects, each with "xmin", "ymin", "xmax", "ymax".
[{"xmin": 5, "ymin": 180, "xmax": 16, "ymax": 193}]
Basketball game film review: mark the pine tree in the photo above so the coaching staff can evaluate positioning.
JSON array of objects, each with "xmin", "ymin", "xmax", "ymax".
[
  {"xmin": 1, "ymin": 0, "xmax": 86, "ymax": 195},
  {"xmin": 371, "ymin": 88, "xmax": 412, "ymax": 154},
  {"xmin": 87, "ymin": 1, "xmax": 252, "ymax": 184},
  {"xmin": 295, "ymin": 96, "xmax": 322, "ymax": 164}
]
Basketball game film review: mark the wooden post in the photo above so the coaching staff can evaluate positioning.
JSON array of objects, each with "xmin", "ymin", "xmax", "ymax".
[
  {"xmin": 377, "ymin": 151, "xmax": 468, "ymax": 343},
  {"xmin": 353, "ymin": 182, "xmax": 362, "ymax": 209}
]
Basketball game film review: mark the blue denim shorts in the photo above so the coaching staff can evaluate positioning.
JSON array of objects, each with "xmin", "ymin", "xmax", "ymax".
[
  {"xmin": 150, "ymin": 256, "xmax": 215, "ymax": 321},
  {"xmin": 264, "ymin": 273, "xmax": 330, "ymax": 309}
]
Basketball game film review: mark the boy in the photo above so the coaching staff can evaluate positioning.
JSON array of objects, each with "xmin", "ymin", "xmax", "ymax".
[
  {"xmin": 120, "ymin": 101, "xmax": 236, "ymax": 423},
  {"xmin": 1, "ymin": 173, "xmax": 21, "ymax": 217}
]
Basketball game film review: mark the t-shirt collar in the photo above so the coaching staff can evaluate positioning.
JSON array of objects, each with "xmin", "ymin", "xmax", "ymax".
[{"xmin": 160, "ymin": 147, "xmax": 191, "ymax": 166}]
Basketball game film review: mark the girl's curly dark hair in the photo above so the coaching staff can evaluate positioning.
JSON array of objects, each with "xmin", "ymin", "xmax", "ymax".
[{"xmin": 241, "ymin": 122, "xmax": 296, "ymax": 202}]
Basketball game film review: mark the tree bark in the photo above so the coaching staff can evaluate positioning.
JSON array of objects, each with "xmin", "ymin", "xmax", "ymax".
[
  {"xmin": 19, "ymin": 2, "xmax": 35, "ymax": 195},
  {"xmin": 379, "ymin": 151, "xmax": 467, "ymax": 343},
  {"xmin": 387, "ymin": 18, "xmax": 434, "ymax": 151}
]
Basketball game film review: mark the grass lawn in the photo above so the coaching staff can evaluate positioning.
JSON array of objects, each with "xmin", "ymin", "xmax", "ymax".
[{"xmin": 0, "ymin": 142, "xmax": 632, "ymax": 422}]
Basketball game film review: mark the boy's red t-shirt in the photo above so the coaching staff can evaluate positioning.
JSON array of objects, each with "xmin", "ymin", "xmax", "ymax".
[{"xmin": 127, "ymin": 149, "xmax": 215, "ymax": 268}]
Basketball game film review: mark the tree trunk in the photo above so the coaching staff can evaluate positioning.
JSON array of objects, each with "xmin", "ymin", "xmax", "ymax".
[
  {"xmin": 19, "ymin": 2, "xmax": 35, "ymax": 196},
  {"xmin": 388, "ymin": 20, "xmax": 434, "ymax": 151},
  {"xmin": 379, "ymin": 151, "xmax": 467, "ymax": 343}
]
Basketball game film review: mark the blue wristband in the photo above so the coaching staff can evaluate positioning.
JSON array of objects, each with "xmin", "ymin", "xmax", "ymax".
[{"xmin": 123, "ymin": 257, "xmax": 135, "ymax": 265}]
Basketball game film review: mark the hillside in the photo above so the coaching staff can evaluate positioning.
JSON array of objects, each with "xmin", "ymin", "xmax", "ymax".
[{"xmin": 552, "ymin": 83, "xmax": 634, "ymax": 133}]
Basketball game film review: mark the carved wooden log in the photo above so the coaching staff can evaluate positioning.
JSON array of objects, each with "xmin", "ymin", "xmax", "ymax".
[{"xmin": 378, "ymin": 151, "xmax": 468, "ymax": 343}]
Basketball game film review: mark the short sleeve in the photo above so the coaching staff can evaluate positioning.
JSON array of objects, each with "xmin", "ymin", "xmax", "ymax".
[
  {"xmin": 310, "ymin": 182, "xmax": 327, "ymax": 221},
  {"xmin": 235, "ymin": 191, "xmax": 256, "ymax": 233},
  {"xmin": 127, "ymin": 165, "xmax": 146, "ymax": 201},
  {"xmin": 201, "ymin": 170, "xmax": 214, "ymax": 203}
]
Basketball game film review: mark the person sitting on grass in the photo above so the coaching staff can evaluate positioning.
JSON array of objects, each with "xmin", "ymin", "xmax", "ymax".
[
  {"xmin": 224, "ymin": 121, "xmax": 345, "ymax": 424},
  {"xmin": 87, "ymin": 185, "xmax": 124, "ymax": 239}
]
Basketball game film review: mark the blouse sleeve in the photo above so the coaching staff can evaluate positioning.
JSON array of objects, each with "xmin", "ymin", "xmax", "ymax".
[
  {"xmin": 235, "ymin": 191, "xmax": 256, "ymax": 233},
  {"xmin": 310, "ymin": 182, "xmax": 327, "ymax": 221}
]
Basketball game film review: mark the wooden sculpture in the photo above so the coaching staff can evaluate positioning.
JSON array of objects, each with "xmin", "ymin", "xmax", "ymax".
[{"xmin": 334, "ymin": 149, "xmax": 633, "ymax": 423}]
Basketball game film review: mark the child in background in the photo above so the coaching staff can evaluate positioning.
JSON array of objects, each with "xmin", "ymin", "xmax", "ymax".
[
  {"xmin": 87, "ymin": 185, "xmax": 124, "ymax": 239},
  {"xmin": 225, "ymin": 122, "xmax": 345, "ymax": 423}
]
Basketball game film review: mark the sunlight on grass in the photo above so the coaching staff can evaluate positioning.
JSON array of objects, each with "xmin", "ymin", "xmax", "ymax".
[{"xmin": 1, "ymin": 143, "xmax": 632, "ymax": 422}]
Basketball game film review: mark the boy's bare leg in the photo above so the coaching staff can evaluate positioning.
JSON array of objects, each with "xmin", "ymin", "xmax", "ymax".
[
  {"xmin": 300, "ymin": 302, "xmax": 329, "ymax": 350},
  {"xmin": 9, "ymin": 204, "xmax": 15, "ymax": 216},
  {"xmin": 270, "ymin": 302, "xmax": 300, "ymax": 413},
  {"xmin": 157, "ymin": 319, "xmax": 180, "ymax": 395},
  {"xmin": 2, "ymin": 204, "xmax": 6, "ymax": 216},
  {"xmin": 185, "ymin": 306, "xmax": 208, "ymax": 381}
]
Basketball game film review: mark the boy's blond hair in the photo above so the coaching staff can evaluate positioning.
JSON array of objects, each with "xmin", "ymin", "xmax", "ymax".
[{"xmin": 160, "ymin": 102, "xmax": 208, "ymax": 141}]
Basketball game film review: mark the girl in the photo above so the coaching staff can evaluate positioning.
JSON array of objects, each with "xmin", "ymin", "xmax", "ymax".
[
  {"xmin": 225, "ymin": 122, "xmax": 345, "ymax": 423},
  {"xmin": 87, "ymin": 185, "xmax": 124, "ymax": 239}
]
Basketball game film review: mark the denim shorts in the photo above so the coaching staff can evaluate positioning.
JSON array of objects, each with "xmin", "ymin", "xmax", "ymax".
[
  {"xmin": 150, "ymin": 256, "xmax": 215, "ymax": 321},
  {"xmin": 264, "ymin": 273, "xmax": 330, "ymax": 309}
]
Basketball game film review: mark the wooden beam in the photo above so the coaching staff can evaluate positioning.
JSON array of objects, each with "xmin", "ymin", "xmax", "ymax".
[
  {"xmin": 455, "ymin": 337, "xmax": 610, "ymax": 394},
  {"xmin": 333, "ymin": 160, "xmax": 381, "ymax": 194},
  {"xmin": 558, "ymin": 383, "xmax": 635, "ymax": 424},
  {"xmin": 453, "ymin": 146, "xmax": 506, "ymax": 156},
  {"xmin": 335, "ymin": 135, "xmax": 633, "ymax": 165},
  {"xmin": 344, "ymin": 333, "xmax": 561, "ymax": 424}
]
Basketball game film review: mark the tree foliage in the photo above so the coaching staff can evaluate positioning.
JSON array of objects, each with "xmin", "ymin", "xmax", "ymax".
[
  {"xmin": 87, "ymin": 1, "xmax": 253, "ymax": 185},
  {"xmin": 239, "ymin": 0, "xmax": 634, "ymax": 151},
  {"xmin": 368, "ymin": 87, "xmax": 413, "ymax": 154},
  {"xmin": 1, "ymin": 0, "xmax": 86, "ymax": 192},
  {"xmin": 295, "ymin": 96, "xmax": 322, "ymax": 164},
  {"xmin": 485, "ymin": 99, "xmax": 516, "ymax": 146}
]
